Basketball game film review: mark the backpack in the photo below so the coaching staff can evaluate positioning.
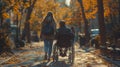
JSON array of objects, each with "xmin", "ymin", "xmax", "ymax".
[{"xmin": 42, "ymin": 24, "xmax": 54, "ymax": 35}]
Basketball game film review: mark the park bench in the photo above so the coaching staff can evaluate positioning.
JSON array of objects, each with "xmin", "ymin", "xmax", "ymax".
[
  {"xmin": 100, "ymin": 45, "xmax": 120, "ymax": 60},
  {"xmin": 100, "ymin": 45, "xmax": 120, "ymax": 67}
]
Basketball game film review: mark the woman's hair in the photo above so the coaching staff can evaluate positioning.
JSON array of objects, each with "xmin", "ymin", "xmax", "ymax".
[
  {"xmin": 42, "ymin": 11, "xmax": 55, "ymax": 24},
  {"xmin": 71, "ymin": 26, "xmax": 75, "ymax": 34},
  {"xmin": 46, "ymin": 12, "xmax": 53, "ymax": 17},
  {"xmin": 41, "ymin": 11, "xmax": 56, "ymax": 29}
]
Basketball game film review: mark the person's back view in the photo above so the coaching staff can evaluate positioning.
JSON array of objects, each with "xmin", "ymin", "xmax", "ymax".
[
  {"xmin": 40, "ymin": 12, "xmax": 56, "ymax": 61},
  {"xmin": 41, "ymin": 12, "xmax": 56, "ymax": 40},
  {"xmin": 56, "ymin": 21, "xmax": 74, "ymax": 48},
  {"xmin": 55, "ymin": 20, "xmax": 74, "ymax": 56}
]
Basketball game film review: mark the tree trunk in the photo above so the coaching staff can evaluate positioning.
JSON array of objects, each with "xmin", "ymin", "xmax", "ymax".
[
  {"xmin": 118, "ymin": 0, "xmax": 120, "ymax": 23},
  {"xmin": 97, "ymin": 0, "xmax": 106, "ymax": 47},
  {"xmin": 0, "ymin": 11, "xmax": 2, "ymax": 27},
  {"xmin": 78, "ymin": 0, "xmax": 90, "ymax": 44},
  {"xmin": 0, "ymin": 1, "xmax": 14, "ymax": 54},
  {"xmin": 0, "ymin": 1, "xmax": 3, "ymax": 27},
  {"xmin": 23, "ymin": 0, "xmax": 37, "ymax": 43}
]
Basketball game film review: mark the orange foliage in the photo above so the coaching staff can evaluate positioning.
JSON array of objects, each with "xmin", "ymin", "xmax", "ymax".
[
  {"xmin": 33, "ymin": 0, "xmax": 73, "ymax": 24},
  {"xmin": 82, "ymin": 0, "xmax": 97, "ymax": 19},
  {"xmin": 2, "ymin": 13, "xmax": 9, "ymax": 19},
  {"xmin": 75, "ymin": 0, "xmax": 118, "ymax": 20}
]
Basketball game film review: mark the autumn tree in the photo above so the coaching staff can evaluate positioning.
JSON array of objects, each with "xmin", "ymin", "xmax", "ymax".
[
  {"xmin": 22, "ymin": 0, "xmax": 37, "ymax": 43},
  {"xmin": 0, "ymin": 0, "xmax": 3, "ymax": 26},
  {"xmin": 118, "ymin": 0, "xmax": 120, "ymax": 23},
  {"xmin": 97, "ymin": 0, "xmax": 106, "ymax": 47},
  {"xmin": 0, "ymin": 0, "xmax": 36, "ymax": 51},
  {"xmin": 103, "ymin": 0, "xmax": 120, "ymax": 43},
  {"xmin": 78, "ymin": 0, "xmax": 90, "ymax": 44},
  {"xmin": 0, "ymin": 0, "xmax": 15, "ymax": 54},
  {"xmin": 32, "ymin": 0, "xmax": 74, "ymax": 26}
]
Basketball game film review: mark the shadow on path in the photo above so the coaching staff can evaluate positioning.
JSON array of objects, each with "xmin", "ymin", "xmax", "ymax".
[{"xmin": 32, "ymin": 61, "xmax": 72, "ymax": 67}]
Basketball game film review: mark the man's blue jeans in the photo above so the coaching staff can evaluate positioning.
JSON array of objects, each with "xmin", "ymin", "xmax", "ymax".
[{"xmin": 44, "ymin": 39, "xmax": 53, "ymax": 57}]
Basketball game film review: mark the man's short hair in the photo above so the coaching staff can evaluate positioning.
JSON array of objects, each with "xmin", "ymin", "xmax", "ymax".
[{"xmin": 59, "ymin": 20, "xmax": 65, "ymax": 27}]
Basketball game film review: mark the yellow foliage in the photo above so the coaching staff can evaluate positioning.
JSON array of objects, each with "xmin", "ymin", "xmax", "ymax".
[
  {"xmin": 2, "ymin": 13, "xmax": 9, "ymax": 19},
  {"xmin": 104, "ymin": 7, "xmax": 110, "ymax": 17},
  {"xmin": 29, "ymin": 19, "xmax": 33, "ymax": 24},
  {"xmin": 82, "ymin": 0, "xmax": 97, "ymax": 19},
  {"xmin": 103, "ymin": 0, "xmax": 119, "ymax": 17},
  {"xmin": 33, "ymin": 0, "xmax": 73, "ymax": 23},
  {"xmin": 65, "ymin": 18, "xmax": 72, "ymax": 25},
  {"xmin": 10, "ymin": 0, "xmax": 15, "ymax": 4},
  {"xmin": 18, "ymin": 12, "xmax": 22, "ymax": 20},
  {"xmin": 24, "ymin": 2, "xmax": 30, "ymax": 8}
]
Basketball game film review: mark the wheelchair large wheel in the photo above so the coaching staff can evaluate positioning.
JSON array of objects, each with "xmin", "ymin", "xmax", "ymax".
[
  {"xmin": 68, "ymin": 45, "xmax": 75, "ymax": 64},
  {"xmin": 53, "ymin": 44, "xmax": 59, "ymax": 62}
]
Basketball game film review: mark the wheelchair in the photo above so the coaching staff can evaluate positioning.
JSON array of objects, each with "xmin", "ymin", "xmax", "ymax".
[{"xmin": 52, "ymin": 40, "xmax": 75, "ymax": 64}]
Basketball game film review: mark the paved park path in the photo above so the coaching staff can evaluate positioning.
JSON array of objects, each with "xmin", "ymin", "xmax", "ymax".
[{"xmin": 1, "ymin": 42, "xmax": 109, "ymax": 67}]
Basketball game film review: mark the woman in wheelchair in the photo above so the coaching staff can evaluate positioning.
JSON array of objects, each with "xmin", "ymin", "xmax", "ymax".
[{"xmin": 55, "ymin": 20, "xmax": 74, "ymax": 57}]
